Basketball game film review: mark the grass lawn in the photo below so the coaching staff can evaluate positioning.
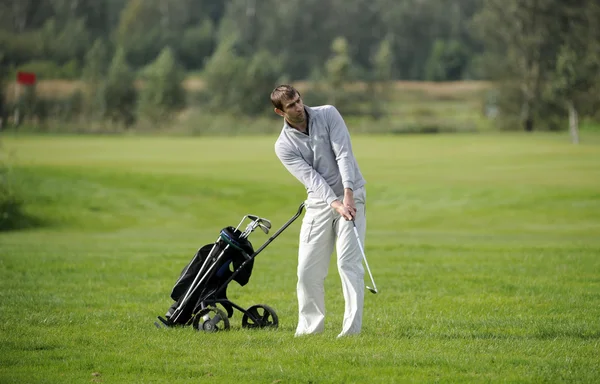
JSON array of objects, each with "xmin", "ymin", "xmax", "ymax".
[{"xmin": 1, "ymin": 132, "xmax": 599, "ymax": 383}]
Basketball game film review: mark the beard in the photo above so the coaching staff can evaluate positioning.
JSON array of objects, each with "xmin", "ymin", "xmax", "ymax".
[{"xmin": 289, "ymin": 110, "xmax": 305, "ymax": 124}]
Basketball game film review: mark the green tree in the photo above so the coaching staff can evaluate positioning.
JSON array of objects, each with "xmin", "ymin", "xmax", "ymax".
[
  {"xmin": 0, "ymin": 63, "xmax": 6, "ymax": 129},
  {"xmin": 0, "ymin": 0, "xmax": 54, "ymax": 33},
  {"xmin": 39, "ymin": 17, "xmax": 90, "ymax": 69},
  {"xmin": 376, "ymin": 0, "xmax": 439, "ymax": 80},
  {"xmin": 472, "ymin": 0, "xmax": 562, "ymax": 131},
  {"xmin": 242, "ymin": 49, "xmax": 283, "ymax": 115},
  {"xmin": 325, "ymin": 37, "xmax": 353, "ymax": 105},
  {"xmin": 546, "ymin": 0, "xmax": 600, "ymax": 142},
  {"xmin": 330, "ymin": 0, "xmax": 387, "ymax": 72},
  {"xmin": 81, "ymin": 38, "xmax": 109, "ymax": 120},
  {"xmin": 425, "ymin": 39, "xmax": 447, "ymax": 82},
  {"xmin": 217, "ymin": 0, "xmax": 338, "ymax": 80},
  {"xmin": 102, "ymin": 47, "xmax": 137, "ymax": 126},
  {"xmin": 178, "ymin": 19, "xmax": 215, "ymax": 70},
  {"xmin": 425, "ymin": 39, "xmax": 469, "ymax": 81},
  {"xmin": 138, "ymin": 46, "xmax": 186, "ymax": 123},
  {"xmin": 115, "ymin": 0, "xmax": 164, "ymax": 69},
  {"xmin": 552, "ymin": 46, "xmax": 582, "ymax": 142},
  {"xmin": 82, "ymin": 38, "xmax": 109, "ymax": 82},
  {"xmin": 115, "ymin": 0, "xmax": 220, "ymax": 71},
  {"xmin": 372, "ymin": 37, "xmax": 394, "ymax": 83},
  {"xmin": 201, "ymin": 37, "xmax": 243, "ymax": 112},
  {"xmin": 368, "ymin": 36, "xmax": 394, "ymax": 118},
  {"xmin": 203, "ymin": 37, "xmax": 281, "ymax": 116}
]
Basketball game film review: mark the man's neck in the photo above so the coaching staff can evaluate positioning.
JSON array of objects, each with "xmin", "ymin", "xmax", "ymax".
[
  {"xmin": 287, "ymin": 108, "xmax": 309, "ymax": 134},
  {"xmin": 287, "ymin": 119, "xmax": 308, "ymax": 133}
]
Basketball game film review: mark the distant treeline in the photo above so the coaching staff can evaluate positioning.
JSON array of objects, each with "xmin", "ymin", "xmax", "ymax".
[{"xmin": 0, "ymin": 0, "xmax": 598, "ymax": 134}]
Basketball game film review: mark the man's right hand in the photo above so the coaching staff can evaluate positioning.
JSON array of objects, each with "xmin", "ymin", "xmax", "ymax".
[{"xmin": 331, "ymin": 200, "xmax": 354, "ymax": 221}]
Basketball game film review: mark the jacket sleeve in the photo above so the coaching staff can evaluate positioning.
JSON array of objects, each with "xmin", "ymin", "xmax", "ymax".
[
  {"xmin": 275, "ymin": 142, "xmax": 339, "ymax": 206},
  {"xmin": 326, "ymin": 106, "xmax": 356, "ymax": 190}
]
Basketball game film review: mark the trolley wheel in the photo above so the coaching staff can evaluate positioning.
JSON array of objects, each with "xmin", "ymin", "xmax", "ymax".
[
  {"xmin": 192, "ymin": 307, "xmax": 230, "ymax": 333},
  {"xmin": 241, "ymin": 304, "xmax": 279, "ymax": 329}
]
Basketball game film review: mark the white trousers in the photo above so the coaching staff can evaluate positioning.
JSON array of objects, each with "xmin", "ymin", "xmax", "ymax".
[{"xmin": 295, "ymin": 187, "xmax": 366, "ymax": 337}]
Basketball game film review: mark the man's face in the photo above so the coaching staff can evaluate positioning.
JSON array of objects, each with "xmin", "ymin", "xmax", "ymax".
[{"xmin": 276, "ymin": 94, "xmax": 305, "ymax": 125}]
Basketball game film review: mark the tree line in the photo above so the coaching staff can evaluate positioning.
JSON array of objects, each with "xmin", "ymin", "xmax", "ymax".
[{"xmin": 0, "ymin": 0, "xmax": 598, "ymax": 133}]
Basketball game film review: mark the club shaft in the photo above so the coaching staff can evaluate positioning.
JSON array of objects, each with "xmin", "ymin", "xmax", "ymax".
[{"xmin": 352, "ymin": 222, "xmax": 377, "ymax": 292}]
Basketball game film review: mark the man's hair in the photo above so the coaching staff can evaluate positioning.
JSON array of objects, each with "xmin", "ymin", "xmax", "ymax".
[{"xmin": 270, "ymin": 85, "xmax": 301, "ymax": 110}]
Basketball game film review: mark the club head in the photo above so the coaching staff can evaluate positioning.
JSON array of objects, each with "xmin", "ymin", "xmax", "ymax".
[
  {"xmin": 246, "ymin": 215, "xmax": 271, "ymax": 227},
  {"xmin": 242, "ymin": 216, "xmax": 271, "ymax": 236},
  {"xmin": 249, "ymin": 216, "xmax": 271, "ymax": 234},
  {"xmin": 367, "ymin": 286, "xmax": 378, "ymax": 294},
  {"xmin": 259, "ymin": 218, "xmax": 272, "ymax": 230},
  {"xmin": 258, "ymin": 223, "xmax": 270, "ymax": 234}
]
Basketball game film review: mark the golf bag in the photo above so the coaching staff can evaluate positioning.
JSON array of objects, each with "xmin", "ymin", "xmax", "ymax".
[
  {"xmin": 155, "ymin": 203, "xmax": 305, "ymax": 332},
  {"xmin": 166, "ymin": 226, "xmax": 254, "ymax": 325}
]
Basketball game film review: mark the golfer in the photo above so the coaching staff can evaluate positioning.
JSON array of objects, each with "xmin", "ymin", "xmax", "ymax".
[{"xmin": 271, "ymin": 85, "xmax": 367, "ymax": 337}]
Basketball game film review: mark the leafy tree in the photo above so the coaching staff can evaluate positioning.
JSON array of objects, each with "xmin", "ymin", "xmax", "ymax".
[
  {"xmin": 330, "ymin": 0, "xmax": 387, "ymax": 72},
  {"xmin": 426, "ymin": 39, "xmax": 469, "ymax": 81},
  {"xmin": 472, "ymin": 0, "xmax": 562, "ymax": 131},
  {"xmin": 102, "ymin": 47, "xmax": 137, "ymax": 126},
  {"xmin": 0, "ymin": 63, "xmax": 6, "ymax": 129},
  {"xmin": 82, "ymin": 38, "xmax": 110, "ymax": 120},
  {"xmin": 0, "ymin": 0, "xmax": 54, "ymax": 33},
  {"xmin": 178, "ymin": 19, "xmax": 215, "ymax": 70},
  {"xmin": 48, "ymin": 0, "xmax": 117, "ymax": 40},
  {"xmin": 425, "ymin": 40, "xmax": 447, "ymax": 82},
  {"xmin": 201, "ymin": 37, "xmax": 243, "ymax": 111},
  {"xmin": 115, "ymin": 0, "xmax": 164, "ymax": 69},
  {"xmin": 377, "ymin": 0, "xmax": 439, "ymax": 80},
  {"xmin": 82, "ymin": 39, "xmax": 109, "ymax": 82},
  {"xmin": 367, "ymin": 36, "xmax": 394, "ymax": 118},
  {"xmin": 203, "ymin": 37, "xmax": 281, "ymax": 116},
  {"xmin": 325, "ymin": 37, "xmax": 353, "ymax": 105},
  {"xmin": 546, "ymin": 0, "xmax": 600, "ymax": 142},
  {"xmin": 0, "ymin": 29, "xmax": 45, "ymax": 67},
  {"xmin": 115, "ymin": 0, "xmax": 220, "ymax": 72},
  {"xmin": 372, "ymin": 36, "xmax": 394, "ymax": 83},
  {"xmin": 37, "ymin": 17, "xmax": 90, "ymax": 69},
  {"xmin": 137, "ymin": 46, "xmax": 186, "ymax": 122},
  {"xmin": 217, "ymin": 0, "xmax": 338, "ymax": 80},
  {"xmin": 243, "ymin": 49, "xmax": 283, "ymax": 115}
]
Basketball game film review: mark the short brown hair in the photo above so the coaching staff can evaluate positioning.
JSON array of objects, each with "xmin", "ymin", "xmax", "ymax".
[{"xmin": 270, "ymin": 85, "xmax": 301, "ymax": 110}]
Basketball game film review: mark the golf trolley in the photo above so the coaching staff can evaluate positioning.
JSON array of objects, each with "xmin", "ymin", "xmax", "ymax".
[{"xmin": 155, "ymin": 203, "xmax": 305, "ymax": 332}]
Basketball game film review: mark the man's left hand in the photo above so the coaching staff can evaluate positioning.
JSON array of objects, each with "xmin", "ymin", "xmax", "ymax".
[{"xmin": 343, "ymin": 188, "xmax": 356, "ymax": 220}]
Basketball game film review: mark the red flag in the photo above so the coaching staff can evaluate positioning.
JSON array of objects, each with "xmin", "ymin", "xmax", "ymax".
[{"xmin": 17, "ymin": 71, "xmax": 36, "ymax": 85}]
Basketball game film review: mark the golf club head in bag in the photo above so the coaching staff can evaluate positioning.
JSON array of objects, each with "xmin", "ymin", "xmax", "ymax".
[
  {"xmin": 237, "ymin": 215, "xmax": 272, "ymax": 238},
  {"xmin": 247, "ymin": 215, "xmax": 272, "ymax": 234}
]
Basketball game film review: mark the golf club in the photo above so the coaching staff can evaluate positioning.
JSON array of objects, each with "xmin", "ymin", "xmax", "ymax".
[
  {"xmin": 258, "ymin": 222, "xmax": 270, "ymax": 234},
  {"xmin": 245, "ymin": 215, "xmax": 271, "ymax": 229},
  {"xmin": 352, "ymin": 221, "xmax": 378, "ymax": 294},
  {"xmin": 237, "ymin": 215, "xmax": 272, "ymax": 238}
]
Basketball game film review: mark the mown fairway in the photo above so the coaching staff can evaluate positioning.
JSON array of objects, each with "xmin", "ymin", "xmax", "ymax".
[{"xmin": 1, "ymin": 133, "xmax": 599, "ymax": 383}]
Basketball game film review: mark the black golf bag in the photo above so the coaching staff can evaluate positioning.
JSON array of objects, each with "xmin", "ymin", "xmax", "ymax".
[
  {"xmin": 155, "ymin": 203, "xmax": 305, "ymax": 333},
  {"xmin": 166, "ymin": 226, "xmax": 254, "ymax": 325}
]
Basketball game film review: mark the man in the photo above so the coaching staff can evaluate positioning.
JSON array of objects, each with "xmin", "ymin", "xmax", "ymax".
[{"xmin": 271, "ymin": 84, "xmax": 367, "ymax": 337}]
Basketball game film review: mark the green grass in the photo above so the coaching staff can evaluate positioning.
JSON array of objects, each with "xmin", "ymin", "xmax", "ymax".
[{"xmin": 1, "ymin": 132, "xmax": 599, "ymax": 383}]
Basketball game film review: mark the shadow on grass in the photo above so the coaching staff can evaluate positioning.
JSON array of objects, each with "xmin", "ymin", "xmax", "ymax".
[{"xmin": 0, "ymin": 206, "xmax": 46, "ymax": 232}]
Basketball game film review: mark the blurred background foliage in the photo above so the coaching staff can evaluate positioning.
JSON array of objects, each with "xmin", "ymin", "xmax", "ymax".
[{"xmin": 0, "ymin": 0, "xmax": 598, "ymax": 134}]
